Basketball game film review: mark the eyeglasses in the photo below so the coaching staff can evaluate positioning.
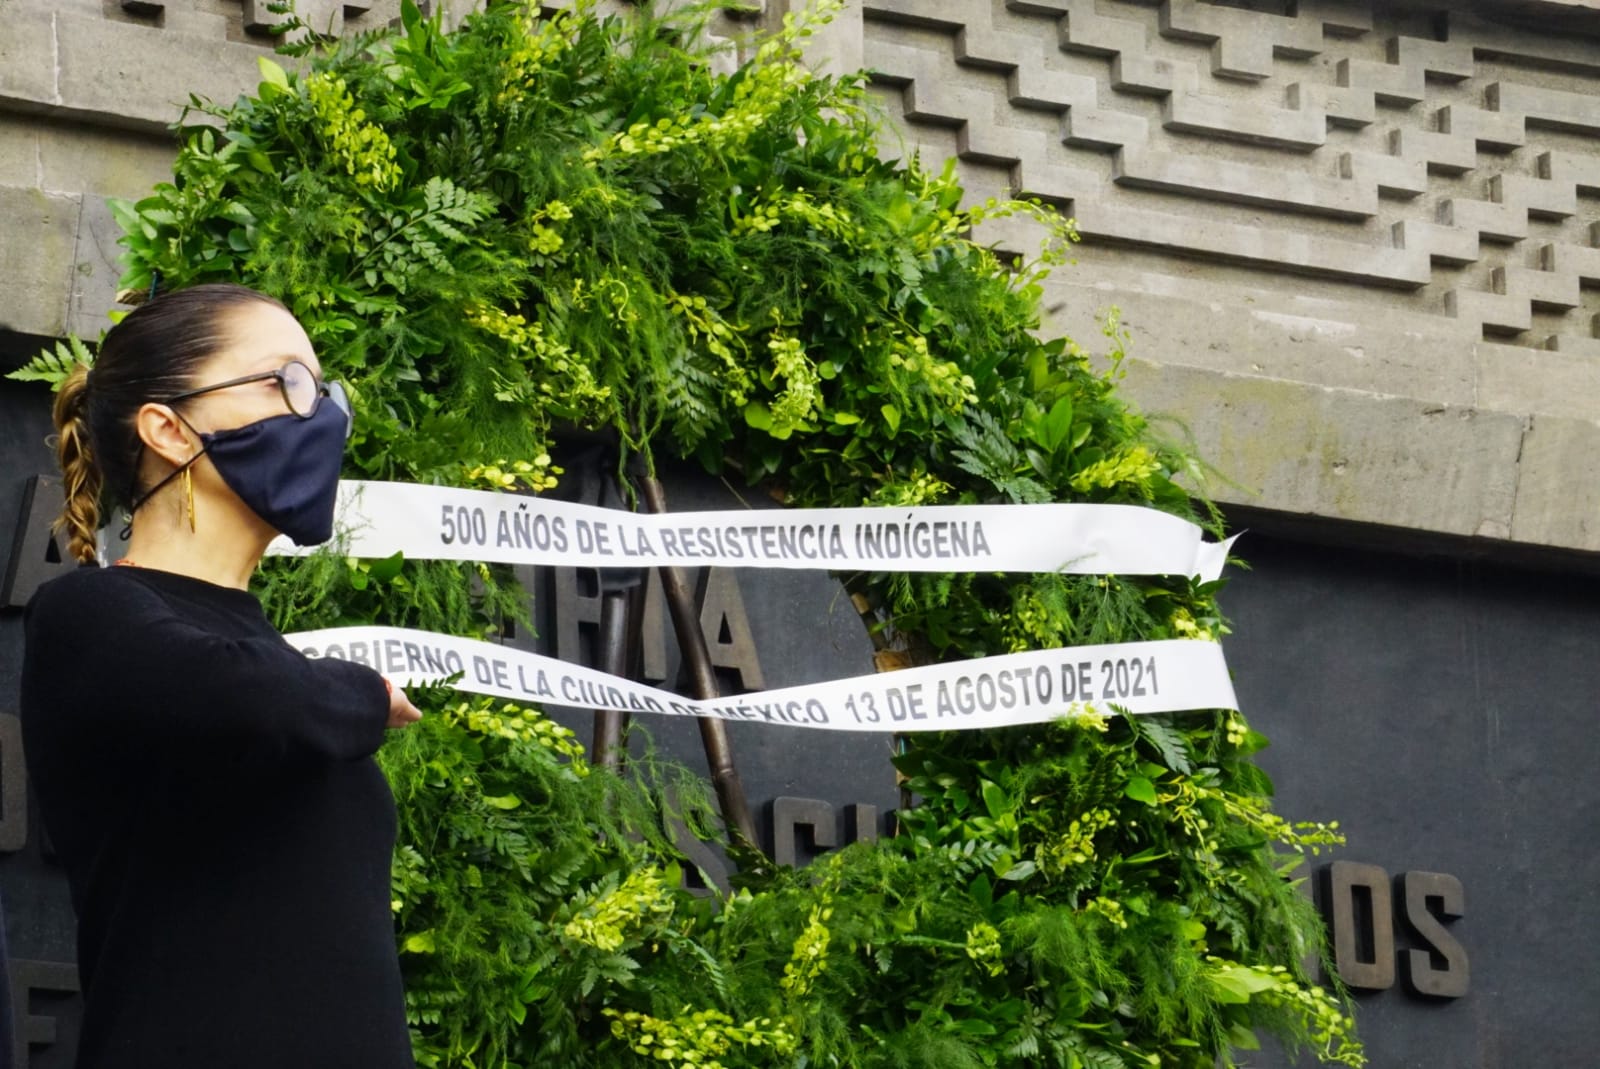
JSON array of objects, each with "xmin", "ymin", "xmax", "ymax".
[{"xmin": 164, "ymin": 359, "xmax": 351, "ymax": 430}]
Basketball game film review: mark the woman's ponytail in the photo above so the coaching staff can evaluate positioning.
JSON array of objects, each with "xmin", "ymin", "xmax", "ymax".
[{"xmin": 51, "ymin": 364, "xmax": 104, "ymax": 564}]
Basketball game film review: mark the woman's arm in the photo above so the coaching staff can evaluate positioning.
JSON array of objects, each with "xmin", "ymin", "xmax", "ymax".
[{"xmin": 21, "ymin": 572, "xmax": 402, "ymax": 769}]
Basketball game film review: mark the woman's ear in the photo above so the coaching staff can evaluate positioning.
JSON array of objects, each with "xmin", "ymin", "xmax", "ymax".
[{"xmin": 134, "ymin": 402, "xmax": 200, "ymax": 468}]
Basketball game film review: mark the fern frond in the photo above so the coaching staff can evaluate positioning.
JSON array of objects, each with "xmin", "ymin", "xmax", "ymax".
[
  {"xmin": 409, "ymin": 235, "xmax": 451, "ymax": 273},
  {"xmin": 420, "ymin": 215, "xmax": 470, "ymax": 245},
  {"xmin": 423, "ymin": 175, "xmax": 493, "ymax": 225},
  {"xmin": 661, "ymin": 347, "xmax": 721, "ymax": 447},
  {"xmin": 5, "ymin": 336, "xmax": 95, "ymax": 390},
  {"xmin": 952, "ymin": 409, "xmax": 1052, "ymax": 502},
  {"xmin": 1129, "ymin": 716, "xmax": 1194, "ymax": 775}
]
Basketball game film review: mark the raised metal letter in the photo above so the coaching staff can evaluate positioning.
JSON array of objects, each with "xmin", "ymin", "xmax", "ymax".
[
  {"xmin": 1399, "ymin": 871, "xmax": 1469, "ymax": 998},
  {"xmin": 1325, "ymin": 861, "xmax": 1395, "ymax": 990}
]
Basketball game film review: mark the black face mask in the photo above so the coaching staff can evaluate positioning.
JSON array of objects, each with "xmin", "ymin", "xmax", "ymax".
[{"xmin": 126, "ymin": 400, "xmax": 350, "ymax": 546}]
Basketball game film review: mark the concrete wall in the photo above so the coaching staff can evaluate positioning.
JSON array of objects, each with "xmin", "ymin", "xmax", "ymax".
[
  {"xmin": 825, "ymin": 0, "xmax": 1600, "ymax": 559},
  {"xmin": 0, "ymin": 0, "xmax": 409, "ymax": 341}
]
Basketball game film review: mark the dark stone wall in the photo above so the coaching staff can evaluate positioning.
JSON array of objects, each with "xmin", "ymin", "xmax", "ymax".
[
  {"xmin": 1223, "ymin": 534, "xmax": 1600, "ymax": 1067},
  {"xmin": 0, "ymin": 368, "xmax": 83, "ymax": 1068}
]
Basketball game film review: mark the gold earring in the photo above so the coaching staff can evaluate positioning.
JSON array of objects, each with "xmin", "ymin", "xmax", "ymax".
[{"xmin": 183, "ymin": 466, "xmax": 196, "ymax": 533}]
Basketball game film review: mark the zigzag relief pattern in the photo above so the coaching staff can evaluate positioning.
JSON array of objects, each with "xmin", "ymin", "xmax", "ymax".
[
  {"xmin": 862, "ymin": 0, "xmax": 1600, "ymax": 353},
  {"xmin": 535, "ymin": 1, "xmax": 768, "ymax": 74},
  {"xmin": 106, "ymin": 0, "xmax": 392, "ymax": 38},
  {"xmin": 240, "ymin": 1, "xmax": 376, "ymax": 36}
]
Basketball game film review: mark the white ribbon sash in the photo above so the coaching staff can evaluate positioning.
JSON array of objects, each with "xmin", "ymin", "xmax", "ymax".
[
  {"xmin": 269, "ymin": 480, "xmax": 1236, "ymax": 580},
  {"xmin": 287, "ymin": 625, "xmax": 1239, "ymax": 732}
]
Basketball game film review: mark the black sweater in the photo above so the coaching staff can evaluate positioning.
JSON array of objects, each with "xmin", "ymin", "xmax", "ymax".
[{"xmin": 20, "ymin": 564, "xmax": 415, "ymax": 1068}]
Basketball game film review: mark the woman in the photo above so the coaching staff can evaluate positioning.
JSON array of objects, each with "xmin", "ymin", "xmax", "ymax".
[{"xmin": 20, "ymin": 284, "xmax": 422, "ymax": 1068}]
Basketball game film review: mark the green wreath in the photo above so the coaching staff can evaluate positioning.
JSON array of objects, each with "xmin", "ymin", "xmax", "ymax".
[{"xmin": 14, "ymin": 2, "xmax": 1362, "ymax": 1066}]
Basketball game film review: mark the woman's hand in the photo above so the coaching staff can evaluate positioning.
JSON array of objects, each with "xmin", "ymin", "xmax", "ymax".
[{"xmin": 385, "ymin": 681, "xmax": 423, "ymax": 729}]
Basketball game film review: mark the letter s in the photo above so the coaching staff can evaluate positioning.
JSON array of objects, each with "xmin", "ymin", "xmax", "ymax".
[{"xmin": 1399, "ymin": 871, "xmax": 1469, "ymax": 998}]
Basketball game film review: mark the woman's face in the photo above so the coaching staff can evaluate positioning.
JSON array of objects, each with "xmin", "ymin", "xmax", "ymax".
[
  {"xmin": 181, "ymin": 301, "xmax": 325, "ymax": 434},
  {"xmin": 134, "ymin": 300, "xmax": 330, "ymax": 543}
]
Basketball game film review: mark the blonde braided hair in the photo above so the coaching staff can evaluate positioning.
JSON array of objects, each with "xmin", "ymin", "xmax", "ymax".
[{"xmin": 51, "ymin": 363, "xmax": 104, "ymax": 564}]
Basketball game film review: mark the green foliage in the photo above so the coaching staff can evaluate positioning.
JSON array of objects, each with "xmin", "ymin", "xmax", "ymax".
[
  {"xmin": 83, "ymin": 1, "xmax": 1363, "ymax": 1066},
  {"xmin": 9, "ymin": 335, "xmax": 95, "ymax": 388},
  {"xmin": 381, "ymin": 695, "xmax": 729, "ymax": 1065}
]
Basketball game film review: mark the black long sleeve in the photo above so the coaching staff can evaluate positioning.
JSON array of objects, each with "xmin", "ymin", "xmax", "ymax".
[
  {"xmin": 24, "ymin": 563, "xmax": 389, "ymax": 772},
  {"xmin": 20, "ymin": 564, "xmax": 414, "ymax": 1069}
]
